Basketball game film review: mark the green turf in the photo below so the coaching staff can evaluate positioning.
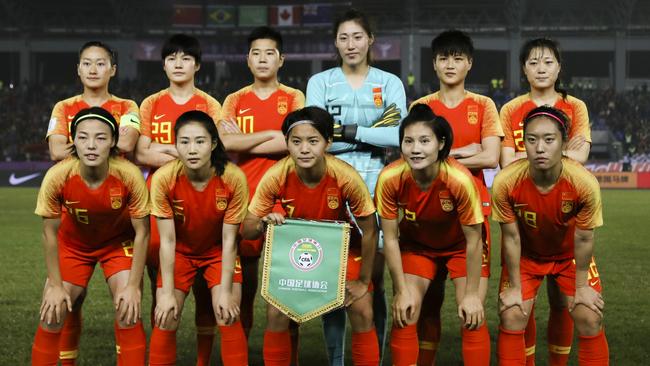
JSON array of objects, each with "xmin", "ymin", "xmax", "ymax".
[{"xmin": 1, "ymin": 187, "xmax": 648, "ymax": 365}]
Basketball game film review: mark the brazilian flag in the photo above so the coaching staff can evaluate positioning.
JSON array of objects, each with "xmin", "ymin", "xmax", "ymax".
[{"xmin": 206, "ymin": 5, "xmax": 235, "ymax": 28}]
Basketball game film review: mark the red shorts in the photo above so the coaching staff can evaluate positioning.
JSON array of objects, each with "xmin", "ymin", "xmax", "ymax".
[
  {"xmin": 401, "ymin": 249, "xmax": 491, "ymax": 280},
  {"xmin": 157, "ymin": 253, "xmax": 243, "ymax": 293},
  {"xmin": 146, "ymin": 215, "xmax": 160, "ymax": 268},
  {"xmin": 347, "ymin": 248, "xmax": 373, "ymax": 291},
  {"xmin": 59, "ymin": 239, "xmax": 134, "ymax": 287},
  {"xmin": 499, "ymin": 256, "xmax": 603, "ymax": 301}
]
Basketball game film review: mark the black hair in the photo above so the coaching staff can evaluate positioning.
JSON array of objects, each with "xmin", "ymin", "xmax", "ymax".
[
  {"xmin": 431, "ymin": 30, "xmax": 474, "ymax": 60},
  {"xmin": 248, "ymin": 26, "xmax": 284, "ymax": 54},
  {"xmin": 281, "ymin": 106, "xmax": 334, "ymax": 142},
  {"xmin": 70, "ymin": 107, "xmax": 119, "ymax": 157},
  {"xmin": 523, "ymin": 105, "xmax": 571, "ymax": 141},
  {"xmin": 79, "ymin": 41, "xmax": 117, "ymax": 66},
  {"xmin": 520, "ymin": 38, "xmax": 567, "ymax": 99},
  {"xmin": 399, "ymin": 104, "xmax": 453, "ymax": 162},
  {"xmin": 333, "ymin": 8, "xmax": 374, "ymax": 65},
  {"xmin": 162, "ymin": 34, "xmax": 202, "ymax": 65},
  {"xmin": 174, "ymin": 111, "xmax": 229, "ymax": 176}
]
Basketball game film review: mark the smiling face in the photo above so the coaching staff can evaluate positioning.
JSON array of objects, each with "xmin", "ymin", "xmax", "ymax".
[
  {"xmin": 176, "ymin": 121, "xmax": 215, "ymax": 172},
  {"xmin": 335, "ymin": 20, "xmax": 373, "ymax": 68},
  {"xmin": 433, "ymin": 52, "xmax": 472, "ymax": 87},
  {"xmin": 73, "ymin": 119, "xmax": 115, "ymax": 167},
  {"xmin": 401, "ymin": 121, "xmax": 444, "ymax": 171},
  {"xmin": 523, "ymin": 47, "xmax": 561, "ymax": 91},
  {"xmin": 163, "ymin": 52, "xmax": 199, "ymax": 85},
  {"xmin": 77, "ymin": 46, "xmax": 115, "ymax": 90},
  {"xmin": 286, "ymin": 123, "xmax": 331, "ymax": 171},
  {"xmin": 524, "ymin": 116, "xmax": 565, "ymax": 171},
  {"xmin": 247, "ymin": 38, "xmax": 284, "ymax": 81}
]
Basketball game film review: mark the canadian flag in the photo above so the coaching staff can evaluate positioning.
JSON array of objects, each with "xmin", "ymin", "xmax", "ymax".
[{"xmin": 269, "ymin": 5, "xmax": 302, "ymax": 27}]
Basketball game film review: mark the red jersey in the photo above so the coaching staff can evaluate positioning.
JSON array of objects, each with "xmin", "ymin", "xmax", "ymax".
[
  {"xmin": 140, "ymin": 88, "xmax": 221, "ymax": 145},
  {"xmin": 150, "ymin": 160, "xmax": 248, "ymax": 257},
  {"xmin": 500, "ymin": 94, "xmax": 591, "ymax": 152},
  {"xmin": 35, "ymin": 157, "xmax": 150, "ymax": 250},
  {"xmin": 249, "ymin": 155, "xmax": 376, "ymax": 246},
  {"xmin": 375, "ymin": 158, "xmax": 483, "ymax": 254},
  {"xmin": 46, "ymin": 95, "xmax": 140, "ymax": 141},
  {"xmin": 491, "ymin": 158, "xmax": 603, "ymax": 261},
  {"xmin": 220, "ymin": 84, "xmax": 305, "ymax": 195}
]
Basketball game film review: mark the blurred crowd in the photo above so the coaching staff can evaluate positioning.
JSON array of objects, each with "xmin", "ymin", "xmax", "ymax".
[{"xmin": 0, "ymin": 78, "xmax": 648, "ymax": 162}]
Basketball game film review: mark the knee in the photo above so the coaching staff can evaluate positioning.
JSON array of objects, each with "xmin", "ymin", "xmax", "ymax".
[
  {"xmin": 571, "ymin": 307, "xmax": 602, "ymax": 335},
  {"xmin": 348, "ymin": 301, "xmax": 374, "ymax": 331},
  {"xmin": 500, "ymin": 307, "xmax": 528, "ymax": 331},
  {"xmin": 266, "ymin": 307, "xmax": 289, "ymax": 331},
  {"xmin": 40, "ymin": 320, "xmax": 64, "ymax": 332}
]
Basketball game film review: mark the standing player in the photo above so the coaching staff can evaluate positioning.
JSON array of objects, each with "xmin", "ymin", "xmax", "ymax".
[
  {"xmin": 494, "ymin": 106, "xmax": 608, "ymax": 366},
  {"xmin": 218, "ymin": 26, "xmax": 305, "ymax": 347},
  {"xmin": 47, "ymin": 41, "xmax": 140, "ymax": 162},
  {"xmin": 32, "ymin": 107, "xmax": 149, "ymax": 365},
  {"xmin": 148, "ymin": 111, "xmax": 248, "ymax": 366},
  {"xmin": 377, "ymin": 104, "xmax": 488, "ymax": 366},
  {"xmin": 135, "ymin": 34, "xmax": 222, "ymax": 366},
  {"xmin": 306, "ymin": 8, "xmax": 406, "ymax": 363},
  {"xmin": 242, "ymin": 107, "xmax": 380, "ymax": 366},
  {"xmin": 45, "ymin": 41, "xmax": 142, "ymax": 366},
  {"xmin": 411, "ymin": 29, "xmax": 501, "ymax": 364},
  {"xmin": 499, "ymin": 38, "xmax": 592, "ymax": 365}
]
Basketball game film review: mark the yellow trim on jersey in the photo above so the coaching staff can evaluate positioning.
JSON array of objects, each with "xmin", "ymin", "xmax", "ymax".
[
  {"xmin": 444, "ymin": 161, "xmax": 484, "ymax": 223},
  {"xmin": 375, "ymin": 160, "xmax": 409, "ymax": 218}
]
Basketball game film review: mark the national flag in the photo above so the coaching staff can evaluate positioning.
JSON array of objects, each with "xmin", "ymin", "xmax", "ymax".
[
  {"xmin": 172, "ymin": 4, "xmax": 203, "ymax": 27},
  {"xmin": 206, "ymin": 5, "xmax": 236, "ymax": 27},
  {"xmin": 302, "ymin": 4, "xmax": 332, "ymax": 26},
  {"xmin": 269, "ymin": 5, "xmax": 302, "ymax": 27},
  {"xmin": 238, "ymin": 5, "xmax": 267, "ymax": 27}
]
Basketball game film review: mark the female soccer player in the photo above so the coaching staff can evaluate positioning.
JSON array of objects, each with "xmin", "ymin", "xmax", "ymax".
[
  {"xmin": 411, "ymin": 29, "xmax": 502, "ymax": 365},
  {"xmin": 32, "ymin": 107, "xmax": 149, "ymax": 365},
  {"xmin": 135, "ymin": 34, "xmax": 222, "ymax": 365},
  {"xmin": 377, "ymin": 104, "xmax": 489, "ymax": 366},
  {"xmin": 499, "ymin": 38, "xmax": 592, "ymax": 365},
  {"xmin": 47, "ymin": 41, "xmax": 140, "ymax": 162},
  {"xmin": 242, "ymin": 106, "xmax": 380, "ymax": 366},
  {"xmin": 493, "ymin": 106, "xmax": 608, "ymax": 366},
  {"xmin": 148, "ymin": 111, "xmax": 248, "ymax": 366},
  {"xmin": 306, "ymin": 9, "xmax": 407, "ymax": 362}
]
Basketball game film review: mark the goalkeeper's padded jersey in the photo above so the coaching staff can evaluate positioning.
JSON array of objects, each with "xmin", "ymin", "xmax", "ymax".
[{"xmin": 306, "ymin": 66, "xmax": 407, "ymax": 153}]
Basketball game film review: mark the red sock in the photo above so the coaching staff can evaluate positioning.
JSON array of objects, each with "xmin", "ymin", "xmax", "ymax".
[
  {"xmin": 116, "ymin": 322, "xmax": 146, "ymax": 365},
  {"xmin": 462, "ymin": 323, "xmax": 490, "ymax": 366},
  {"xmin": 524, "ymin": 309, "xmax": 536, "ymax": 366},
  {"xmin": 32, "ymin": 326, "xmax": 62, "ymax": 366},
  {"xmin": 58, "ymin": 309, "xmax": 81, "ymax": 365},
  {"xmin": 548, "ymin": 307, "xmax": 574, "ymax": 366},
  {"xmin": 417, "ymin": 314, "xmax": 441, "ymax": 366},
  {"xmin": 498, "ymin": 326, "xmax": 526, "ymax": 366},
  {"xmin": 578, "ymin": 330, "xmax": 609, "ymax": 366},
  {"xmin": 219, "ymin": 321, "xmax": 248, "ymax": 366},
  {"xmin": 195, "ymin": 325, "xmax": 216, "ymax": 366},
  {"xmin": 351, "ymin": 328, "xmax": 380, "ymax": 366},
  {"xmin": 114, "ymin": 321, "xmax": 121, "ymax": 366},
  {"xmin": 289, "ymin": 321, "xmax": 300, "ymax": 366},
  {"xmin": 149, "ymin": 327, "xmax": 177, "ymax": 366},
  {"xmin": 264, "ymin": 330, "xmax": 291, "ymax": 366},
  {"xmin": 390, "ymin": 324, "xmax": 418, "ymax": 366}
]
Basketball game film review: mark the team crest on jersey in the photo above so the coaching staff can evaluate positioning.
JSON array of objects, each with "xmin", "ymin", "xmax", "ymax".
[
  {"xmin": 467, "ymin": 105, "xmax": 479, "ymax": 125},
  {"xmin": 109, "ymin": 187, "xmax": 123, "ymax": 209},
  {"xmin": 561, "ymin": 191, "xmax": 575, "ymax": 214},
  {"xmin": 277, "ymin": 96, "xmax": 288, "ymax": 115},
  {"xmin": 327, "ymin": 188, "xmax": 339, "ymax": 209},
  {"xmin": 372, "ymin": 87, "xmax": 383, "ymax": 108},
  {"xmin": 289, "ymin": 237, "xmax": 323, "ymax": 272},
  {"xmin": 439, "ymin": 190, "xmax": 454, "ymax": 212},
  {"xmin": 215, "ymin": 189, "xmax": 228, "ymax": 211}
]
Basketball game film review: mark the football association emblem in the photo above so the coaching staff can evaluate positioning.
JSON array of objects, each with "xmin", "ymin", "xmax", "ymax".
[
  {"xmin": 216, "ymin": 189, "xmax": 228, "ymax": 211},
  {"xmin": 277, "ymin": 96, "xmax": 288, "ymax": 115},
  {"xmin": 561, "ymin": 200, "xmax": 574, "ymax": 214},
  {"xmin": 372, "ymin": 87, "xmax": 383, "ymax": 107},
  {"xmin": 289, "ymin": 237, "xmax": 323, "ymax": 272},
  {"xmin": 440, "ymin": 198, "xmax": 454, "ymax": 212},
  {"xmin": 467, "ymin": 105, "xmax": 479, "ymax": 125},
  {"xmin": 111, "ymin": 197, "xmax": 122, "ymax": 209}
]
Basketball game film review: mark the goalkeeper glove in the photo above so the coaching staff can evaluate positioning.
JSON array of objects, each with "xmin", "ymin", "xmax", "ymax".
[
  {"xmin": 371, "ymin": 103, "xmax": 402, "ymax": 128},
  {"xmin": 333, "ymin": 123, "xmax": 358, "ymax": 142}
]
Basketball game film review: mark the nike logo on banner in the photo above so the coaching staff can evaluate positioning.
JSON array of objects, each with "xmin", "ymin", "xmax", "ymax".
[
  {"xmin": 154, "ymin": 114, "xmax": 166, "ymax": 120},
  {"xmin": 9, "ymin": 173, "xmax": 41, "ymax": 186}
]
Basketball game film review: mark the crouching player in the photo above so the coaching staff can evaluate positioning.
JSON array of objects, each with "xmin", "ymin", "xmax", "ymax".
[
  {"xmin": 148, "ymin": 111, "xmax": 248, "ymax": 366},
  {"xmin": 242, "ymin": 106, "xmax": 380, "ymax": 366},
  {"xmin": 494, "ymin": 106, "xmax": 609, "ymax": 366},
  {"xmin": 376, "ymin": 104, "xmax": 489, "ymax": 366},
  {"xmin": 32, "ymin": 107, "xmax": 149, "ymax": 365}
]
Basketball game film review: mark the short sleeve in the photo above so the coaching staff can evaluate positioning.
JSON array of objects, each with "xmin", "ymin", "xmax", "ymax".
[
  {"xmin": 35, "ymin": 162, "xmax": 69, "ymax": 217},
  {"xmin": 500, "ymin": 102, "xmax": 516, "ymax": 149},
  {"xmin": 490, "ymin": 171, "xmax": 517, "ymax": 224},
  {"xmin": 481, "ymin": 97, "xmax": 504, "ymax": 139},
  {"xmin": 139, "ymin": 95, "xmax": 154, "ymax": 138},
  {"xmin": 150, "ymin": 163, "xmax": 176, "ymax": 218},
  {"xmin": 223, "ymin": 164, "xmax": 249, "ymax": 224},
  {"xmin": 46, "ymin": 101, "xmax": 69, "ymax": 139},
  {"xmin": 574, "ymin": 172, "xmax": 603, "ymax": 230},
  {"xmin": 374, "ymin": 166, "xmax": 400, "ymax": 220},
  {"xmin": 570, "ymin": 98, "xmax": 591, "ymax": 143},
  {"xmin": 306, "ymin": 73, "xmax": 326, "ymax": 108},
  {"xmin": 249, "ymin": 165, "xmax": 283, "ymax": 218}
]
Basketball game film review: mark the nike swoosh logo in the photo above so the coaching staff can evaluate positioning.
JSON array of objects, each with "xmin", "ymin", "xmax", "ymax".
[
  {"xmin": 326, "ymin": 98, "xmax": 336, "ymax": 103},
  {"xmin": 514, "ymin": 203, "xmax": 528, "ymax": 208},
  {"xmin": 590, "ymin": 280, "xmax": 599, "ymax": 286},
  {"xmin": 9, "ymin": 173, "xmax": 41, "ymax": 185},
  {"xmin": 65, "ymin": 200, "xmax": 80, "ymax": 205},
  {"xmin": 238, "ymin": 108, "xmax": 251, "ymax": 114},
  {"xmin": 68, "ymin": 115, "xmax": 75, "ymax": 120},
  {"xmin": 280, "ymin": 198, "xmax": 294, "ymax": 204},
  {"xmin": 154, "ymin": 114, "xmax": 166, "ymax": 120}
]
